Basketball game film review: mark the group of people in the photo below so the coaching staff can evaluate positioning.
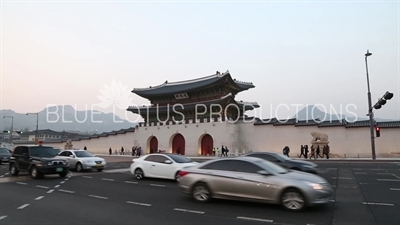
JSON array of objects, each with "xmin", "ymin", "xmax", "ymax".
[
  {"xmin": 212, "ymin": 145, "xmax": 230, "ymax": 157},
  {"xmin": 299, "ymin": 144, "xmax": 330, "ymax": 159},
  {"xmin": 107, "ymin": 146, "xmax": 142, "ymax": 157}
]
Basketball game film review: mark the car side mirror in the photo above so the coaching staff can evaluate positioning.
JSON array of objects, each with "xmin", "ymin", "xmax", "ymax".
[
  {"xmin": 69, "ymin": 155, "xmax": 75, "ymax": 158},
  {"xmin": 164, "ymin": 160, "xmax": 172, "ymax": 164},
  {"xmin": 257, "ymin": 170, "xmax": 270, "ymax": 176}
]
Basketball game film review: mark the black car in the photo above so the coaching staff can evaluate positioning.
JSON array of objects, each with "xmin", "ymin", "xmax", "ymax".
[
  {"xmin": 0, "ymin": 147, "xmax": 12, "ymax": 164},
  {"xmin": 244, "ymin": 152, "xmax": 319, "ymax": 174},
  {"xmin": 9, "ymin": 145, "xmax": 70, "ymax": 179}
]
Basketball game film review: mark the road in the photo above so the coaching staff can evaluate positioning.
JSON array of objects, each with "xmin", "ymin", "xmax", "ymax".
[{"xmin": 0, "ymin": 160, "xmax": 399, "ymax": 225}]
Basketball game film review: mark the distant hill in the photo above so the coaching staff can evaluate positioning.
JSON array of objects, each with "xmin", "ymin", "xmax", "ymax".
[
  {"xmin": 0, "ymin": 105, "xmax": 137, "ymax": 133},
  {"xmin": 293, "ymin": 105, "xmax": 395, "ymax": 122}
]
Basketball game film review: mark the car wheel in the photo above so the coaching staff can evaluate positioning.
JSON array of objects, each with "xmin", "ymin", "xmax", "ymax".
[
  {"xmin": 174, "ymin": 171, "xmax": 180, "ymax": 181},
  {"xmin": 59, "ymin": 172, "xmax": 68, "ymax": 178},
  {"xmin": 134, "ymin": 168, "xmax": 144, "ymax": 180},
  {"xmin": 10, "ymin": 163, "xmax": 19, "ymax": 176},
  {"xmin": 281, "ymin": 188, "xmax": 306, "ymax": 211},
  {"xmin": 30, "ymin": 166, "xmax": 41, "ymax": 179},
  {"xmin": 97, "ymin": 169, "xmax": 103, "ymax": 172},
  {"xmin": 76, "ymin": 162, "xmax": 83, "ymax": 172},
  {"xmin": 192, "ymin": 182, "xmax": 211, "ymax": 203}
]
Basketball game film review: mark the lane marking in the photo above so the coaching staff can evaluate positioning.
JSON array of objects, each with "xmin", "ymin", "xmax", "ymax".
[
  {"xmin": 150, "ymin": 184, "xmax": 165, "ymax": 187},
  {"xmin": 59, "ymin": 189, "xmax": 75, "ymax": 194},
  {"xmin": 0, "ymin": 175, "xmax": 4, "ymax": 178},
  {"xmin": 377, "ymin": 173, "xmax": 391, "ymax": 175},
  {"xmin": 377, "ymin": 179, "xmax": 400, "ymax": 182},
  {"xmin": 83, "ymin": 176, "xmax": 92, "ymax": 179},
  {"xmin": 332, "ymin": 177, "xmax": 353, "ymax": 180},
  {"xmin": 126, "ymin": 201, "xmax": 151, "ymax": 207},
  {"xmin": 17, "ymin": 204, "xmax": 29, "ymax": 209},
  {"xmin": 173, "ymin": 208, "xmax": 205, "ymax": 214},
  {"xmin": 35, "ymin": 196, "xmax": 44, "ymax": 200},
  {"xmin": 54, "ymin": 185, "xmax": 60, "ymax": 188},
  {"xmin": 352, "ymin": 168, "xmax": 363, "ymax": 170},
  {"xmin": 359, "ymin": 183, "xmax": 368, "ymax": 185},
  {"xmin": 88, "ymin": 195, "xmax": 108, "ymax": 200},
  {"xmin": 354, "ymin": 172, "xmax": 367, "ymax": 174},
  {"xmin": 60, "ymin": 181, "xmax": 65, "ymax": 184},
  {"xmin": 327, "ymin": 168, "xmax": 338, "ymax": 170},
  {"xmin": 47, "ymin": 189, "xmax": 54, "ymax": 193},
  {"xmin": 237, "ymin": 216, "xmax": 273, "ymax": 223},
  {"xmin": 36, "ymin": 185, "xmax": 49, "ymax": 189},
  {"xmin": 391, "ymin": 174, "xmax": 400, "ymax": 179},
  {"xmin": 363, "ymin": 202, "xmax": 394, "ymax": 206},
  {"xmin": 0, "ymin": 216, "xmax": 7, "ymax": 221},
  {"xmin": 125, "ymin": 181, "xmax": 138, "ymax": 184},
  {"xmin": 371, "ymin": 169, "xmax": 384, "ymax": 171},
  {"xmin": 16, "ymin": 182, "xmax": 27, "ymax": 185},
  {"xmin": 102, "ymin": 178, "xmax": 114, "ymax": 181},
  {"xmin": 390, "ymin": 188, "xmax": 400, "ymax": 191}
]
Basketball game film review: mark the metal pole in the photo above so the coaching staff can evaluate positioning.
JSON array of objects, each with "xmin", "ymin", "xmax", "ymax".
[
  {"xmin": 365, "ymin": 50, "xmax": 376, "ymax": 160},
  {"xmin": 10, "ymin": 117, "xmax": 13, "ymax": 144},
  {"xmin": 36, "ymin": 113, "xmax": 39, "ymax": 138}
]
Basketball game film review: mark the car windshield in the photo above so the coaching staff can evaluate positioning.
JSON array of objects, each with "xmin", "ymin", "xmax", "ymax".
[
  {"xmin": 30, "ymin": 147, "xmax": 59, "ymax": 157},
  {"xmin": 75, "ymin": 151, "xmax": 94, "ymax": 157},
  {"xmin": 255, "ymin": 159, "xmax": 289, "ymax": 174},
  {"xmin": 0, "ymin": 148, "xmax": 10, "ymax": 154},
  {"xmin": 168, "ymin": 154, "xmax": 193, "ymax": 163},
  {"xmin": 274, "ymin": 153, "xmax": 291, "ymax": 161}
]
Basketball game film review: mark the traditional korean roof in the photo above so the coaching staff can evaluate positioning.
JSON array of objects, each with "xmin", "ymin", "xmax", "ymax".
[
  {"xmin": 253, "ymin": 118, "xmax": 400, "ymax": 128},
  {"xmin": 127, "ymin": 93, "xmax": 254, "ymax": 114},
  {"xmin": 131, "ymin": 71, "xmax": 255, "ymax": 98}
]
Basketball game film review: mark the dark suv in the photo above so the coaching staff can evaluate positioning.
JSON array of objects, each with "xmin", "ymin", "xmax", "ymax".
[{"xmin": 9, "ymin": 145, "xmax": 70, "ymax": 179}]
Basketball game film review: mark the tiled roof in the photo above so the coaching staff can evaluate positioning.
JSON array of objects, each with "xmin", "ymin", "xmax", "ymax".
[
  {"xmin": 274, "ymin": 118, "xmax": 297, "ymax": 126},
  {"xmin": 253, "ymin": 118, "xmax": 400, "ymax": 128},
  {"xmin": 345, "ymin": 120, "xmax": 370, "ymax": 128},
  {"xmin": 131, "ymin": 71, "xmax": 254, "ymax": 98},
  {"xmin": 345, "ymin": 120, "xmax": 400, "ymax": 128},
  {"xmin": 295, "ymin": 120, "xmax": 321, "ymax": 127},
  {"xmin": 377, "ymin": 121, "xmax": 400, "ymax": 128},
  {"xmin": 318, "ymin": 120, "xmax": 346, "ymax": 127}
]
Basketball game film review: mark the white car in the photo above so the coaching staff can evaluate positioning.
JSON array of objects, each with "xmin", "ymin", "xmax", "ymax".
[
  {"xmin": 131, "ymin": 153, "xmax": 198, "ymax": 180},
  {"xmin": 58, "ymin": 150, "xmax": 106, "ymax": 172}
]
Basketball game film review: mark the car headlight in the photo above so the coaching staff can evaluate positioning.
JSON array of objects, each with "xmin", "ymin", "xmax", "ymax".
[
  {"xmin": 304, "ymin": 181, "xmax": 323, "ymax": 190},
  {"xmin": 63, "ymin": 161, "xmax": 68, "ymax": 165},
  {"xmin": 47, "ymin": 162, "xmax": 52, "ymax": 166},
  {"xmin": 84, "ymin": 160, "xmax": 94, "ymax": 164}
]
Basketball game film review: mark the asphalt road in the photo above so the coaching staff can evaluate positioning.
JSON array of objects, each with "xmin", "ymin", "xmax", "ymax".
[{"xmin": 0, "ymin": 161, "xmax": 399, "ymax": 225}]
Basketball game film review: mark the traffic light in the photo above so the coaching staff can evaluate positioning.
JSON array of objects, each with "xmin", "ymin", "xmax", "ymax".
[
  {"xmin": 375, "ymin": 126, "xmax": 380, "ymax": 138},
  {"xmin": 374, "ymin": 91, "xmax": 394, "ymax": 110}
]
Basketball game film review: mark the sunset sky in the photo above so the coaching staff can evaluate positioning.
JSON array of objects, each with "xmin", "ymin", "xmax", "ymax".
[{"xmin": 1, "ymin": 0, "xmax": 399, "ymax": 122}]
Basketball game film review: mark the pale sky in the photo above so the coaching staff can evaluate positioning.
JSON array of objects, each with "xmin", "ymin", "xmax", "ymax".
[{"xmin": 1, "ymin": 0, "xmax": 399, "ymax": 123}]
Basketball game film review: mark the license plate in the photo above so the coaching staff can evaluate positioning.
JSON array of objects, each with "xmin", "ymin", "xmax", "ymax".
[
  {"xmin": 96, "ymin": 164, "xmax": 103, "ymax": 167},
  {"xmin": 56, "ymin": 168, "xmax": 63, "ymax": 172}
]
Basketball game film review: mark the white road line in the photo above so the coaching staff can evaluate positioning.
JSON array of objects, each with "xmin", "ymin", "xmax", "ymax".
[
  {"xmin": 359, "ymin": 183, "xmax": 369, "ymax": 184},
  {"xmin": 54, "ymin": 185, "xmax": 60, "ymax": 188},
  {"xmin": 391, "ymin": 174, "xmax": 400, "ymax": 179},
  {"xmin": 126, "ymin": 201, "xmax": 151, "ymax": 207},
  {"xmin": 88, "ymin": 195, "xmax": 108, "ymax": 200},
  {"xmin": 150, "ymin": 184, "xmax": 165, "ymax": 187},
  {"xmin": 390, "ymin": 188, "xmax": 400, "ymax": 191},
  {"xmin": 237, "ymin": 216, "xmax": 273, "ymax": 223},
  {"xmin": 125, "ymin": 181, "xmax": 138, "ymax": 184},
  {"xmin": 327, "ymin": 168, "xmax": 338, "ymax": 170},
  {"xmin": 59, "ymin": 189, "xmax": 75, "ymax": 194},
  {"xmin": 363, "ymin": 202, "xmax": 394, "ymax": 206},
  {"xmin": 332, "ymin": 177, "xmax": 353, "ymax": 180},
  {"xmin": 0, "ymin": 175, "xmax": 4, "ymax": 178},
  {"xmin": 64, "ymin": 178, "xmax": 69, "ymax": 181},
  {"xmin": 102, "ymin": 178, "xmax": 114, "ymax": 181},
  {"xmin": 0, "ymin": 216, "xmax": 7, "ymax": 221},
  {"xmin": 354, "ymin": 172, "xmax": 367, "ymax": 174},
  {"xmin": 47, "ymin": 189, "xmax": 54, "ymax": 193},
  {"xmin": 16, "ymin": 182, "xmax": 27, "ymax": 185},
  {"xmin": 378, "ymin": 179, "xmax": 400, "ymax": 182},
  {"xmin": 377, "ymin": 173, "xmax": 391, "ymax": 175},
  {"xmin": 60, "ymin": 181, "xmax": 65, "ymax": 184},
  {"xmin": 83, "ymin": 176, "xmax": 92, "ymax": 179},
  {"xmin": 35, "ymin": 196, "xmax": 44, "ymax": 200},
  {"xmin": 173, "ymin": 208, "xmax": 205, "ymax": 214},
  {"xmin": 17, "ymin": 204, "xmax": 29, "ymax": 209},
  {"xmin": 36, "ymin": 185, "xmax": 49, "ymax": 189},
  {"xmin": 371, "ymin": 169, "xmax": 385, "ymax": 171},
  {"xmin": 352, "ymin": 168, "xmax": 363, "ymax": 170}
]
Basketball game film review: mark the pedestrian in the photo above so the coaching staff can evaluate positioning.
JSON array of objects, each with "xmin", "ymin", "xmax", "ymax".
[
  {"xmin": 299, "ymin": 145, "xmax": 305, "ymax": 158},
  {"xmin": 316, "ymin": 146, "xmax": 322, "ymax": 158},
  {"xmin": 304, "ymin": 145, "xmax": 309, "ymax": 159},
  {"xmin": 109, "ymin": 147, "xmax": 112, "ymax": 155},
  {"xmin": 309, "ymin": 146, "xmax": 316, "ymax": 159},
  {"xmin": 121, "ymin": 146, "xmax": 124, "ymax": 155},
  {"xmin": 83, "ymin": 146, "xmax": 87, "ymax": 150},
  {"xmin": 283, "ymin": 146, "xmax": 290, "ymax": 157}
]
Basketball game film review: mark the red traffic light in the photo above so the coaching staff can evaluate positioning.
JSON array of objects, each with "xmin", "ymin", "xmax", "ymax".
[
  {"xmin": 376, "ymin": 127, "xmax": 380, "ymax": 131},
  {"xmin": 375, "ymin": 126, "xmax": 381, "ymax": 137}
]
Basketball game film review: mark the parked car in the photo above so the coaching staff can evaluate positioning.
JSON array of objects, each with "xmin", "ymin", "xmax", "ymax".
[
  {"xmin": 57, "ymin": 150, "xmax": 106, "ymax": 172},
  {"xmin": 0, "ymin": 147, "xmax": 12, "ymax": 164},
  {"xmin": 244, "ymin": 152, "xmax": 319, "ymax": 174},
  {"xmin": 178, "ymin": 157, "xmax": 333, "ymax": 211},
  {"xmin": 9, "ymin": 145, "xmax": 69, "ymax": 179},
  {"xmin": 131, "ymin": 153, "xmax": 198, "ymax": 180}
]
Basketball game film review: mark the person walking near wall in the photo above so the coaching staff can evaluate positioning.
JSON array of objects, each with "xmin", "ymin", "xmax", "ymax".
[{"xmin": 299, "ymin": 145, "xmax": 305, "ymax": 158}]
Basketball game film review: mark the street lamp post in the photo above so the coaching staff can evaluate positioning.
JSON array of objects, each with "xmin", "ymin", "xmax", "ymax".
[
  {"xmin": 2, "ymin": 116, "xmax": 14, "ymax": 143},
  {"xmin": 364, "ymin": 50, "xmax": 376, "ymax": 160},
  {"xmin": 26, "ymin": 113, "xmax": 39, "ymax": 143}
]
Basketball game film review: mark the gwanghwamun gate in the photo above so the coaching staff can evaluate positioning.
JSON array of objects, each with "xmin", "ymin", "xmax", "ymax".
[{"xmin": 19, "ymin": 71, "xmax": 400, "ymax": 157}]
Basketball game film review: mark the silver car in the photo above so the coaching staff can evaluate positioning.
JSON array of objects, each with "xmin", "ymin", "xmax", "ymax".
[
  {"xmin": 178, "ymin": 156, "xmax": 333, "ymax": 211},
  {"xmin": 58, "ymin": 150, "xmax": 106, "ymax": 172}
]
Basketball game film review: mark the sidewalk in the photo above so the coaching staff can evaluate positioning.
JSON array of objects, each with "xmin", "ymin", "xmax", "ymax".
[{"xmin": 96, "ymin": 154, "xmax": 400, "ymax": 161}]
